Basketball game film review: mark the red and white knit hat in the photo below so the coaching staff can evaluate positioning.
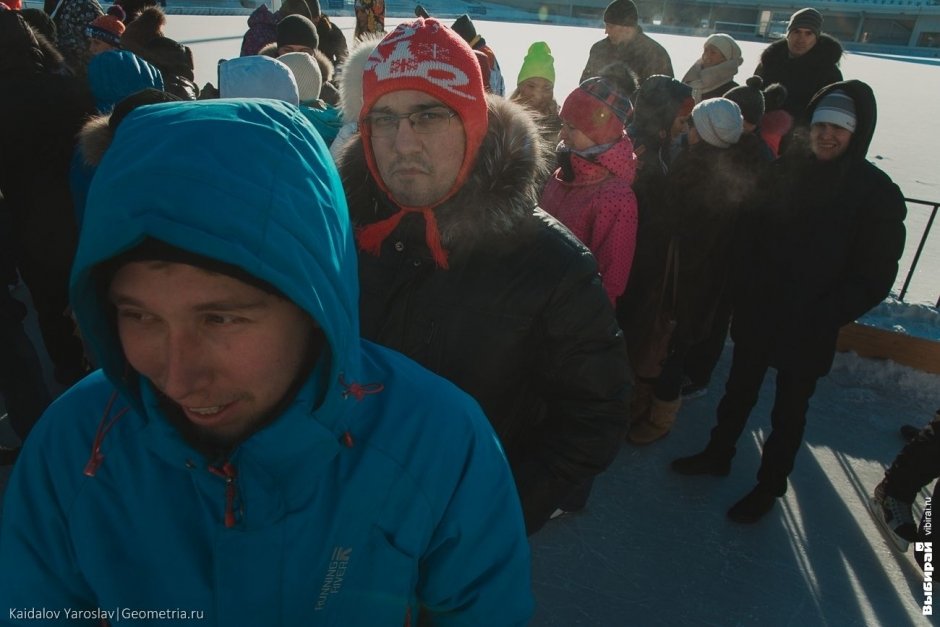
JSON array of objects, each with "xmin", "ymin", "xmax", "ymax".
[{"xmin": 357, "ymin": 17, "xmax": 488, "ymax": 268}]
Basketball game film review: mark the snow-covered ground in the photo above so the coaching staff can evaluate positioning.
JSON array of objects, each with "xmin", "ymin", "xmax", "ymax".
[{"xmin": 1, "ymin": 12, "xmax": 939, "ymax": 626}]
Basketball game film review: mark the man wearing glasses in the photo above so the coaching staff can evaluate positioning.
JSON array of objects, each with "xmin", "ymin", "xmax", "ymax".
[{"xmin": 339, "ymin": 18, "xmax": 631, "ymax": 535}]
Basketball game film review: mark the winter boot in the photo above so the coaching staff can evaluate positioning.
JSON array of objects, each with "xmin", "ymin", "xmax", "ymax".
[
  {"xmin": 869, "ymin": 480, "xmax": 916, "ymax": 552},
  {"xmin": 627, "ymin": 382, "xmax": 654, "ymax": 437},
  {"xmin": 727, "ymin": 483, "xmax": 777, "ymax": 524},
  {"xmin": 671, "ymin": 447, "xmax": 732, "ymax": 477},
  {"xmin": 628, "ymin": 396, "xmax": 681, "ymax": 445}
]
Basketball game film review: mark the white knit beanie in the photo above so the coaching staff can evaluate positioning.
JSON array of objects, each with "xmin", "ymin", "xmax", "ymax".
[
  {"xmin": 219, "ymin": 56, "xmax": 300, "ymax": 106},
  {"xmin": 691, "ymin": 97, "xmax": 743, "ymax": 148},
  {"xmin": 704, "ymin": 33, "xmax": 741, "ymax": 62},
  {"xmin": 278, "ymin": 52, "xmax": 323, "ymax": 105}
]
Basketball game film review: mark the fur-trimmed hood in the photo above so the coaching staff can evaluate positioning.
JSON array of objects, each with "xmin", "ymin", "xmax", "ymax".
[
  {"xmin": 339, "ymin": 95, "xmax": 549, "ymax": 252},
  {"xmin": 760, "ymin": 33, "xmax": 843, "ymax": 69},
  {"xmin": 338, "ymin": 34, "xmax": 381, "ymax": 123},
  {"xmin": 77, "ymin": 113, "xmax": 113, "ymax": 167}
]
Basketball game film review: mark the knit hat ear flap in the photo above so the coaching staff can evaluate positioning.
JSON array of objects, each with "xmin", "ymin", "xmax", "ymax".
[{"xmin": 357, "ymin": 17, "xmax": 488, "ymax": 268}]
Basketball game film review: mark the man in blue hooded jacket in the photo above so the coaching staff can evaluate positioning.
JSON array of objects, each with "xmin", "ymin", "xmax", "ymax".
[{"xmin": 0, "ymin": 99, "xmax": 533, "ymax": 625}]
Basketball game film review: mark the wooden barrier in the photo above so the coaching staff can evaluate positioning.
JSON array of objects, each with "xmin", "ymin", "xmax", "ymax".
[{"xmin": 837, "ymin": 322, "xmax": 940, "ymax": 375}]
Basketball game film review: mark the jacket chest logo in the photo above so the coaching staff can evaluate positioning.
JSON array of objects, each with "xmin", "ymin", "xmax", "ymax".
[{"xmin": 315, "ymin": 546, "xmax": 352, "ymax": 611}]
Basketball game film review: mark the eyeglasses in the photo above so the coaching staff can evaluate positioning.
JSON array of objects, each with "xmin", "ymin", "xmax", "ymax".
[{"xmin": 362, "ymin": 108, "xmax": 457, "ymax": 137}]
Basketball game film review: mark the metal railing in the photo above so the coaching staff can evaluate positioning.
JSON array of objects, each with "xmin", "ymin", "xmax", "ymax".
[{"xmin": 897, "ymin": 197, "xmax": 940, "ymax": 308}]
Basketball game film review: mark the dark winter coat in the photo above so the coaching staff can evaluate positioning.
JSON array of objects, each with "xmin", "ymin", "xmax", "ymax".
[
  {"xmin": 45, "ymin": 0, "xmax": 103, "ymax": 74},
  {"xmin": 731, "ymin": 80, "xmax": 906, "ymax": 378},
  {"xmin": 121, "ymin": 7, "xmax": 199, "ymax": 100},
  {"xmin": 0, "ymin": 12, "xmax": 94, "ymax": 378},
  {"xmin": 239, "ymin": 4, "xmax": 278, "ymax": 57},
  {"xmin": 316, "ymin": 16, "xmax": 348, "ymax": 68},
  {"xmin": 580, "ymin": 28, "xmax": 673, "ymax": 85},
  {"xmin": 620, "ymin": 134, "xmax": 766, "ymax": 361},
  {"xmin": 339, "ymin": 97, "xmax": 631, "ymax": 535},
  {"xmin": 755, "ymin": 34, "xmax": 843, "ymax": 120}
]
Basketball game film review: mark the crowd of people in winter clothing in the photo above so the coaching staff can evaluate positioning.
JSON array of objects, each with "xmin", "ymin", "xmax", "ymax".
[{"xmin": 0, "ymin": 0, "xmax": 919, "ymax": 620}]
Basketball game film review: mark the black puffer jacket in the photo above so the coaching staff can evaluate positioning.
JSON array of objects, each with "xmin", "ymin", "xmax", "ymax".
[
  {"xmin": 755, "ymin": 34, "xmax": 843, "ymax": 120},
  {"xmin": 339, "ymin": 97, "xmax": 631, "ymax": 535},
  {"xmin": 731, "ymin": 80, "xmax": 906, "ymax": 377}
]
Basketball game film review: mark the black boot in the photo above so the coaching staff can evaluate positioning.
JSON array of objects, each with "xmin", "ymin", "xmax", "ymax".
[
  {"xmin": 671, "ymin": 448, "xmax": 732, "ymax": 476},
  {"xmin": 727, "ymin": 484, "xmax": 777, "ymax": 524}
]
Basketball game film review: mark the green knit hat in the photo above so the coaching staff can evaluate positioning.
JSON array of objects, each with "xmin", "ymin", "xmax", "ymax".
[{"xmin": 517, "ymin": 41, "xmax": 555, "ymax": 85}]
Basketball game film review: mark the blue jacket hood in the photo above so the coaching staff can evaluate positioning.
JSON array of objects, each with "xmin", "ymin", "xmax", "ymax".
[
  {"xmin": 70, "ymin": 99, "xmax": 362, "ymax": 421},
  {"xmin": 88, "ymin": 49, "xmax": 164, "ymax": 112}
]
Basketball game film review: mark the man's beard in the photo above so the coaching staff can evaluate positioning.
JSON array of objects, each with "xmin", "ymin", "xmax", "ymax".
[{"xmin": 156, "ymin": 331, "xmax": 325, "ymax": 463}]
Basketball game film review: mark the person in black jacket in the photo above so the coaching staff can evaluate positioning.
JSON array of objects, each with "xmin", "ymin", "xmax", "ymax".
[
  {"xmin": 871, "ymin": 409, "xmax": 940, "ymax": 569},
  {"xmin": 338, "ymin": 18, "xmax": 631, "ymax": 535},
  {"xmin": 672, "ymin": 80, "xmax": 907, "ymax": 524},
  {"xmin": 755, "ymin": 8, "xmax": 843, "ymax": 120},
  {"xmin": 0, "ymin": 11, "xmax": 94, "ymax": 386}
]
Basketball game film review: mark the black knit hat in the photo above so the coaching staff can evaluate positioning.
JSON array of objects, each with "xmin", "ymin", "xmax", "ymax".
[
  {"xmin": 763, "ymin": 82, "xmax": 788, "ymax": 112},
  {"xmin": 276, "ymin": 14, "xmax": 318, "ymax": 50},
  {"xmin": 603, "ymin": 0, "xmax": 638, "ymax": 27},
  {"xmin": 787, "ymin": 7, "xmax": 822, "ymax": 37},
  {"xmin": 723, "ymin": 76, "xmax": 764, "ymax": 125},
  {"xmin": 452, "ymin": 14, "xmax": 476, "ymax": 43}
]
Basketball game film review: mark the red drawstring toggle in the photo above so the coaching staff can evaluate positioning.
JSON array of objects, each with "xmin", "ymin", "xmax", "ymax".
[
  {"xmin": 209, "ymin": 462, "xmax": 239, "ymax": 528},
  {"xmin": 84, "ymin": 390, "xmax": 130, "ymax": 477},
  {"xmin": 339, "ymin": 375, "xmax": 385, "ymax": 401}
]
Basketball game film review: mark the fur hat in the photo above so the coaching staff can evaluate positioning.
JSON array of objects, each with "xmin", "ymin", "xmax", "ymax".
[
  {"xmin": 451, "ymin": 14, "xmax": 476, "ymax": 43},
  {"xmin": 358, "ymin": 17, "xmax": 488, "ymax": 268},
  {"xmin": 517, "ymin": 41, "xmax": 555, "ymax": 85},
  {"xmin": 811, "ymin": 89, "xmax": 856, "ymax": 132},
  {"xmin": 691, "ymin": 97, "xmax": 743, "ymax": 148},
  {"xmin": 278, "ymin": 51, "xmax": 322, "ymax": 104},
  {"xmin": 763, "ymin": 82, "xmax": 788, "ymax": 112},
  {"xmin": 788, "ymin": 8, "xmax": 822, "ymax": 37},
  {"xmin": 21, "ymin": 8, "xmax": 56, "ymax": 42},
  {"xmin": 86, "ymin": 5, "xmax": 126, "ymax": 47},
  {"xmin": 704, "ymin": 33, "xmax": 741, "ymax": 62},
  {"xmin": 603, "ymin": 0, "xmax": 638, "ymax": 27},
  {"xmin": 219, "ymin": 55, "xmax": 299, "ymax": 106},
  {"xmin": 723, "ymin": 75, "xmax": 764, "ymax": 125},
  {"xmin": 276, "ymin": 14, "xmax": 318, "ymax": 51},
  {"xmin": 561, "ymin": 77, "xmax": 632, "ymax": 145}
]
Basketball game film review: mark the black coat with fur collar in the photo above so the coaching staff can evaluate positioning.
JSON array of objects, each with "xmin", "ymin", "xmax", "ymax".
[
  {"xmin": 731, "ymin": 80, "xmax": 906, "ymax": 377},
  {"xmin": 339, "ymin": 97, "xmax": 631, "ymax": 534},
  {"xmin": 755, "ymin": 34, "xmax": 843, "ymax": 120}
]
